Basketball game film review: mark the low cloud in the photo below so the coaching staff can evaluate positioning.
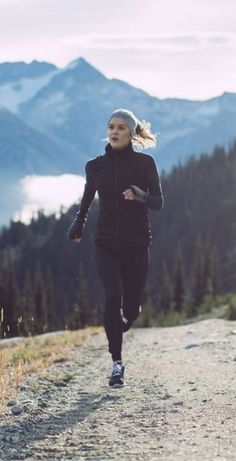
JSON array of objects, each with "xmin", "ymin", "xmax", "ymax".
[
  {"xmin": 13, "ymin": 174, "xmax": 91, "ymax": 224},
  {"xmin": 61, "ymin": 32, "xmax": 236, "ymax": 51}
]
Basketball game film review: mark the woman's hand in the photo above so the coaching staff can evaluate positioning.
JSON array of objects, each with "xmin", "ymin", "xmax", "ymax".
[
  {"xmin": 67, "ymin": 215, "xmax": 84, "ymax": 242},
  {"xmin": 123, "ymin": 185, "xmax": 148, "ymax": 203},
  {"xmin": 122, "ymin": 188, "xmax": 135, "ymax": 200},
  {"xmin": 73, "ymin": 237, "xmax": 82, "ymax": 244}
]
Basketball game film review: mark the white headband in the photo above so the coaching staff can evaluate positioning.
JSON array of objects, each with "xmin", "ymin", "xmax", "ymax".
[{"xmin": 108, "ymin": 109, "xmax": 138, "ymax": 134}]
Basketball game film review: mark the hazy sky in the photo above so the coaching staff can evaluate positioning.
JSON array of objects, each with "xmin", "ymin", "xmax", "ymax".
[
  {"xmin": 1, "ymin": 0, "xmax": 235, "ymax": 224},
  {"xmin": 0, "ymin": 0, "xmax": 236, "ymax": 99}
]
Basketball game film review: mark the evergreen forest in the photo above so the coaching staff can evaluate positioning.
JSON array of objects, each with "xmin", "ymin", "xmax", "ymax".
[{"xmin": 1, "ymin": 141, "xmax": 236, "ymax": 337}]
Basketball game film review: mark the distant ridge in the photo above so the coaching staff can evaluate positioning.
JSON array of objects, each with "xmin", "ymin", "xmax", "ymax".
[{"xmin": 0, "ymin": 57, "xmax": 235, "ymax": 225}]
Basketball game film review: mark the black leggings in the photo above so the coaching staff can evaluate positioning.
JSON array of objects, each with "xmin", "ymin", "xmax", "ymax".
[{"xmin": 95, "ymin": 245, "xmax": 150, "ymax": 362}]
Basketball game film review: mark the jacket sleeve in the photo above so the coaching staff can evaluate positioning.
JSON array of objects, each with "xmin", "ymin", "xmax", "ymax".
[
  {"xmin": 67, "ymin": 161, "xmax": 96, "ymax": 240},
  {"xmin": 75, "ymin": 160, "xmax": 97, "ymax": 224},
  {"xmin": 145, "ymin": 155, "xmax": 164, "ymax": 211}
]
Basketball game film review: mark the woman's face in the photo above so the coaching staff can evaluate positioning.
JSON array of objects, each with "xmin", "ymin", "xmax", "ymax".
[{"xmin": 107, "ymin": 117, "xmax": 131, "ymax": 150}]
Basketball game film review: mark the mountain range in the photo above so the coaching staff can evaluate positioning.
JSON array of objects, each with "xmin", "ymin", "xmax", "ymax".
[{"xmin": 0, "ymin": 57, "xmax": 235, "ymax": 226}]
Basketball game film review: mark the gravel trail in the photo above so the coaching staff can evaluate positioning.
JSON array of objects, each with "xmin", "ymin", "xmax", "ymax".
[{"xmin": 0, "ymin": 318, "xmax": 236, "ymax": 460}]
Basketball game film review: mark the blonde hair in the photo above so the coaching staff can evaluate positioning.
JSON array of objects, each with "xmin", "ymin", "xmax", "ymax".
[{"xmin": 132, "ymin": 120, "xmax": 156, "ymax": 148}]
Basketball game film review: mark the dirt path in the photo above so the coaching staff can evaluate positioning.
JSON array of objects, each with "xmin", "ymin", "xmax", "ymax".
[{"xmin": 0, "ymin": 318, "xmax": 236, "ymax": 460}]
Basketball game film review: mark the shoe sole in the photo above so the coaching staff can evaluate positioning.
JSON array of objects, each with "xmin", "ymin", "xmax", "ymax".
[{"xmin": 108, "ymin": 382, "xmax": 126, "ymax": 388}]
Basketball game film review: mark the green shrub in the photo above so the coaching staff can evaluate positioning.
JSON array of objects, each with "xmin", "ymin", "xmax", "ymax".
[{"xmin": 225, "ymin": 295, "xmax": 236, "ymax": 320}]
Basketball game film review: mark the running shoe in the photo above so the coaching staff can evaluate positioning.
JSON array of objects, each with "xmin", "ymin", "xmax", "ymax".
[{"xmin": 108, "ymin": 362, "xmax": 125, "ymax": 388}]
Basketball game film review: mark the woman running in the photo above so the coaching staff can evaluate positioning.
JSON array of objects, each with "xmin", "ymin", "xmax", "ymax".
[{"xmin": 67, "ymin": 108, "xmax": 164, "ymax": 388}]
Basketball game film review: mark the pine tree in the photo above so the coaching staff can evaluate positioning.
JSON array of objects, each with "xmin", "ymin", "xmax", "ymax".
[
  {"xmin": 70, "ymin": 262, "xmax": 89, "ymax": 329},
  {"xmin": 199, "ymin": 276, "xmax": 214, "ymax": 314},
  {"xmin": 173, "ymin": 246, "xmax": 186, "ymax": 313},
  {"xmin": 78, "ymin": 262, "xmax": 89, "ymax": 328},
  {"xmin": 202, "ymin": 244, "xmax": 220, "ymax": 307},
  {"xmin": 192, "ymin": 236, "xmax": 205, "ymax": 314},
  {"xmin": 90, "ymin": 302, "xmax": 99, "ymax": 326},
  {"xmin": 211, "ymin": 246, "xmax": 221, "ymax": 296},
  {"xmin": 0, "ymin": 247, "xmax": 20, "ymax": 338},
  {"xmin": 45, "ymin": 267, "xmax": 56, "ymax": 331},
  {"xmin": 160, "ymin": 262, "xmax": 172, "ymax": 314},
  {"xmin": 20, "ymin": 269, "xmax": 35, "ymax": 336},
  {"xmin": 63, "ymin": 301, "xmax": 70, "ymax": 330},
  {"xmin": 33, "ymin": 262, "xmax": 48, "ymax": 334},
  {"xmin": 136, "ymin": 278, "xmax": 156, "ymax": 327}
]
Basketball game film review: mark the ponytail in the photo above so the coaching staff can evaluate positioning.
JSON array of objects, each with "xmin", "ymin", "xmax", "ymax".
[{"xmin": 132, "ymin": 120, "xmax": 156, "ymax": 148}]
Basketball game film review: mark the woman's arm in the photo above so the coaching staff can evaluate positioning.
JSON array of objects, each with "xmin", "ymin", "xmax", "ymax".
[
  {"xmin": 67, "ymin": 160, "xmax": 96, "ymax": 240},
  {"xmin": 144, "ymin": 155, "xmax": 164, "ymax": 211},
  {"xmin": 127, "ymin": 156, "xmax": 164, "ymax": 211}
]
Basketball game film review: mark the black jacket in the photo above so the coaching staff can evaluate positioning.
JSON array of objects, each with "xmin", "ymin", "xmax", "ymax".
[{"xmin": 67, "ymin": 141, "xmax": 164, "ymax": 251}]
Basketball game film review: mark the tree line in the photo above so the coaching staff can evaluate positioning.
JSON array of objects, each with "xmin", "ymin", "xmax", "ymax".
[{"xmin": 0, "ymin": 141, "xmax": 236, "ymax": 337}]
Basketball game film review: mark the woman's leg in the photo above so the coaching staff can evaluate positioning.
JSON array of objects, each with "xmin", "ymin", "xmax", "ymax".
[
  {"xmin": 94, "ymin": 245, "xmax": 123, "ymax": 361},
  {"xmin": 121, "ymin": 246, "xmax": 150, "ymax": 330}
]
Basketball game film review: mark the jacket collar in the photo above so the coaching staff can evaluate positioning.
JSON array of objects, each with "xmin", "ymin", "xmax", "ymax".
[{"xmin": 105, "ymin": 141, "xmax": 135, "ymax": 157}]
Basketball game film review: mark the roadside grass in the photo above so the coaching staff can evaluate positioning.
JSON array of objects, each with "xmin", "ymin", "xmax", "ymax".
[{"xmin": 0, "ymin": 326, "xmax": 102, "ymax": 414}]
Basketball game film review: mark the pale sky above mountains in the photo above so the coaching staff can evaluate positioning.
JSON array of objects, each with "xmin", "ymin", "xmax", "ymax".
[{"xmin": 0, "ymin": 0, "xmax": 235, "ymax": 100}]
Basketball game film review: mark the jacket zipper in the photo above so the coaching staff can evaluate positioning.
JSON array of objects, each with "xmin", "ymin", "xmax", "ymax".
[{"xmin": 115, "ymin": 153, "xmax": 119, "ymax": 250}]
